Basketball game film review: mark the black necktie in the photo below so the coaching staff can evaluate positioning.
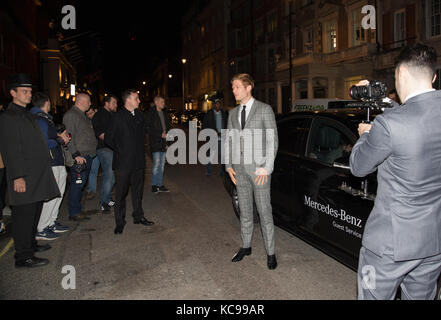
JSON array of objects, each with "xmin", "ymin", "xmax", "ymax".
[{"xmin": 241, "ymin": 105, "xmax": 246, "ymax": 130}]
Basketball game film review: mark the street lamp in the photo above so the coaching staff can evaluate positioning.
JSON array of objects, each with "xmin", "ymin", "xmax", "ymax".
[
  {"xmin": 181, "ymin": 58, "xmax": 187, "ymax": 111},
  {"xmin": 169, "ymin": 74, "xmax": 173, "ymax": 79},
  {"xmin": 142, "ymin": 81, "xmax": 146, "ymax": 85}
]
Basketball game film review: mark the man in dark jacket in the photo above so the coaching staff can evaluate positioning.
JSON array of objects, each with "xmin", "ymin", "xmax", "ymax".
[
  {"xmin": 105, "ymin": 89, "xmax": 154, "ymax": 234},
  {"xmin": 0, "ymin": 74, "xmax": 60, "ymax": 268},
  {"xmin": 30, "ymin": 92, "xmax": 70, "ymax": 241},
  {"xmin": 63, "ymin": 93, "xmax": 98, "ymax": 222},
  {"xmin": 145, "ymin": 96, "xmax": 171, "ymax": 194},
  {"xmin": 92, "ymin": 95, "xmax": 118, "ymax": 212},
  {"xmin": 202, "ymin": 97, "xmax": 228, "ymax": 176}
]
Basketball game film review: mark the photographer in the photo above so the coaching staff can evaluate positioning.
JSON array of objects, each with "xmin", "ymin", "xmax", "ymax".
[
  {"xmin": 30, "ymin": 93, "xmax": 70, "ymax": 240},
  {"xmin": 350, "ymin": 43, "xmax": 441, "ymax": 300}
]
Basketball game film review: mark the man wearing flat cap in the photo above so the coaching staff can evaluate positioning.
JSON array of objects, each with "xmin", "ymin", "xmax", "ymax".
[
  {"xmin": 202, "ymin": 96, "xmax": 228, "ymax": 176},
  {"xmin": 0, "ymin": 74, "xmax": 60, "ymax": 268}
]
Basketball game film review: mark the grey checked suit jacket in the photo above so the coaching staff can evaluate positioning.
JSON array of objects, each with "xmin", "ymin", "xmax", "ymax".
[
  {"xmin": 224, "ymin": 99, "xmax": 278, "ymax": 176},
  {"xmin": 350, "ymin": 90, "xmax": 441, "ymax": 262}
]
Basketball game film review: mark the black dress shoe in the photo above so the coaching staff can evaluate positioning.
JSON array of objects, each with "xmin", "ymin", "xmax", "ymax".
[
  {"xmin": 114, "ymin": 225, "xmax": 124, "ymax": 235},
  {"xmin": 15, "ymin": 257, "xmax": 49, "ymax": 268},
  {"xmin": 34, "ymin": 244, "xmax": 51, "ymax": 252},
  {"xmin": 134, "ymin": 217, "xmax": 154, "ymax": 226},
  {"xmin": 267, "ymin": 255, "xmax": 278, "ymax": 270},
  {"xmin": 232, "ymin": 247, "xmax": 252, "ymax": 262}
]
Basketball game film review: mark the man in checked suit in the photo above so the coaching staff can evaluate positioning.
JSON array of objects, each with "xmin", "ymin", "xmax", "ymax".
[
  {"xmin": 350, "ymin": 43, "xmax": 441, "ymax": 300},
  {"xmin": 224, "ymin": 73, "xmax": 279, "ymax": 270}
]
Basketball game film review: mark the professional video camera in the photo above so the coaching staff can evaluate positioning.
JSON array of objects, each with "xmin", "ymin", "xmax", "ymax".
[
  {"xmin": 349, "ymin": 80, "xmax": 387, "ymax": 102},
  {"xmin": 349, "ymin": 80, "xmax": 393, "ymax": 123}
]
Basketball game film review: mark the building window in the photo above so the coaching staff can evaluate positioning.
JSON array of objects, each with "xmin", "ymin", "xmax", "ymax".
[
  {"xmin": 429, "ymin": 0, "xmax": 441, "ymax": 37},
  {"xmin": 303, "ymin": 27, "xmax": 314, "ymax": 53},
  {"xmin": 394, "ymin": 9, "xmax": 406, "ymax": 47},
  {"xmin": 324, "ymin": 20, "xmax": 337, "ymax": 53},
  {"xmin": 268, "ymin": 48, "xmax": 275, "ymax": 73},
  {"xmin": 296, "ymin": 80, "xmax": 308, "ymax": 99},
  {"xmin": 350, "ymin": 7, "xmax": 366, "ymax": 47},
  {"xmin": 267, "ymin": 11, "xmax": 278, "ymax": 37},
  {"xmin": 255, "ymin": 19, "xmax": 265, "ymax": 44}
]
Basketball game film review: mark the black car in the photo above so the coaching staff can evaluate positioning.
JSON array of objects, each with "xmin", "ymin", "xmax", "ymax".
[{"xmin": 223, "ymin": 109, "xmax": 441, "ymax": 298}]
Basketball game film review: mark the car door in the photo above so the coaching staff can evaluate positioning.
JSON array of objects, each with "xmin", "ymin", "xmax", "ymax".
[
  {"xmin": 271, "ymin": 116, "xmax": 312, "ymax": 227},
  {"xmin": 295, "ymin": 117, "xmax": 376, "ymax": 257}
]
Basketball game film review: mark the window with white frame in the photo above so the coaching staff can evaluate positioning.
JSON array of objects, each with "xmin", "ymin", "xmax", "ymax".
[
  {"xmin": 429, "ymin": 0, "xmax": 441, "ymax": 37},
  {"xmin": 324, "ymin": 20, "xmax": 337, "ymax": 53},
  {"xmin": 394, "ymin": 9, "xmax": 406, "ymax": 47},
  {"xmin": 350, "ymin": 7, "xmax": 366, "ymax": 47}
]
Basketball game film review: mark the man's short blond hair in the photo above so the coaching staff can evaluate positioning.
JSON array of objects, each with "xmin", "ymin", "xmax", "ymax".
[{"xmin": 231, "ymin": 73, "xmax": 255, "ymax": 89}]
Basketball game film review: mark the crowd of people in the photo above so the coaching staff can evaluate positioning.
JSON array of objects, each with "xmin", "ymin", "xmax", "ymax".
[
  {"xmin": 1, "ymin": 42, "xmax": 441, "ymax": 300},
  {"xmin": 0, "ymin": 74, "xmax": 175, "ymax": 268}
]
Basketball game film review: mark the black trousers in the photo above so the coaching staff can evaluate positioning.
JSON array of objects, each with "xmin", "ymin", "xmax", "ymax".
[
  {"xmin": 114, "ymin": 169, "xmax": 145, "ymax": 227},
  {"xmin": 11, "ymin": 201, "xmax": 43, "ymax": 261},
  {"xmin": 0, "ymin": 168, "xmax": 6, "ymax": 217}
]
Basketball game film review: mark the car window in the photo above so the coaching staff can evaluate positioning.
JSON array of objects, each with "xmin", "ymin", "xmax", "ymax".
[
  {"xmin": 278, "ymin": 117, "xmax": 311, "ymax": 156},
  {"xmin": 307, "ymin": 118, "xmax": 354, "ymax": 165}
]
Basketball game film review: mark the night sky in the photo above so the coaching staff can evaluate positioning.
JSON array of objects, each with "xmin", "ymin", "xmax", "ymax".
[{"xmin": 61, "ymin": 0, "xmax": 193, "ymax": 93}]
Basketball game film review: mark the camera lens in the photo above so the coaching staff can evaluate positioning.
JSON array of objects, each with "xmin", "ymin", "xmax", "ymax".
[
  {"xmin": 350, "ymin": 85, "xmax": 370, "ymax": 100},
  {"xmin": 350, "ymin": 86, "xmax": 362, "ymax": 100}
]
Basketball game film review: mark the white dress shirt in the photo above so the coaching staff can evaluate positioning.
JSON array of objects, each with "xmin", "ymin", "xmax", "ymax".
[{"xmin": 238, "ymin": 97, "xmax": 255, "ymax": 128}]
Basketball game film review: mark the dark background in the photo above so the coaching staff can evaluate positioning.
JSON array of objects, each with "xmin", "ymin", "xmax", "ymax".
[{"xmin": 56, "ymin": 0, "xmax": 193, "ymax": 93}]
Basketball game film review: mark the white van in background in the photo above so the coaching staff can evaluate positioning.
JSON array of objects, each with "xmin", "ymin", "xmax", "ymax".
[{"xmin": 291, "ymin": 99, "xmax": 356, "ymax": 112}]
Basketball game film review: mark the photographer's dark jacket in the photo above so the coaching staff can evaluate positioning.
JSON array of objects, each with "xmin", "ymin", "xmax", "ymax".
[
  {"xmin": 105, "ymin": 108, "xmax": 147, "ymax": 172},
  {"xmin": 145, "ymin": 107, "xmax": 171, "ymax": 153},
  {"xmin": 0, "ymin": 103, "xmax": 60, "ymax": 206},
  {"xmin": 30, "ymin": 107, "xmax": 64, "ymax": 167}
]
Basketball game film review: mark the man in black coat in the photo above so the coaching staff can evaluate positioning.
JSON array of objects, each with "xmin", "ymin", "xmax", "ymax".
[
  {"xmin": 145, "ymin": 96, "xmax": 171, "ymax": 193},
  {"xmin": 0, "ymin": 74, "xmax": 60, "ymax": 268},
  {"xmin": 105, "ymin": 89, "xmax": 155, "ymax": 234},
  {"xmin": 202, "ymin": 98, "xmax": 228, "ymax": 176}
]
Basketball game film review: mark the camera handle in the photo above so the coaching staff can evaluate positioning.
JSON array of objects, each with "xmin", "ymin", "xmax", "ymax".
[{"xmin": 365, "ymin": 106, "xmax": 371, "ymax": 123}]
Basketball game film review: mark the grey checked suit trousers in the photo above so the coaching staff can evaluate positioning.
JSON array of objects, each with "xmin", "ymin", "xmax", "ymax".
[{"xmin": 224, "ymin": 99, "xmax": 278, "ymax": 256}]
